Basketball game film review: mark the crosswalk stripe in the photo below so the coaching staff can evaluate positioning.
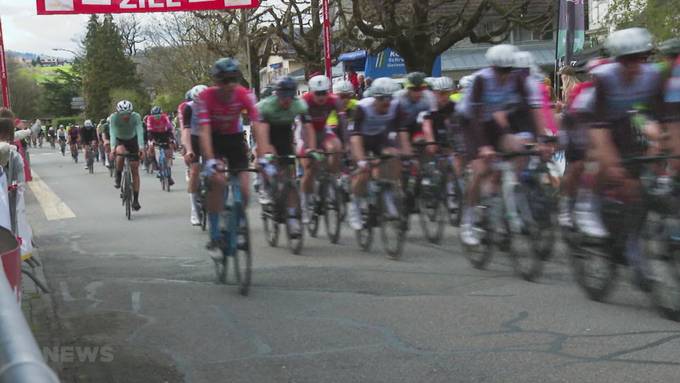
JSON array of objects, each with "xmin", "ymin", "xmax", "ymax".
[{"xmin": 28, "ymin": 170, "xmax": 76, "ymax": 221}]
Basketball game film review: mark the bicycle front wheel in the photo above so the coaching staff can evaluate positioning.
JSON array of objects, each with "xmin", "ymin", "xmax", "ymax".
[
  {"xmin": 124, "ymin": 169, "xmax": 132, "ymax": 220},
  {"xmin": 284, "ymin": 181, "xmax": 304, "ymax": 255},
  {"xmin": 232, "ymin": 206, "xmax": 252, "ymax": 296},
  {"xmin": 417, "ymin": 177, "xmax": 446, "ymax": 244},
  {"xmin": 645, "ymin": 214, "xmax": 680, "ymax": 321},
  {"xmin": 380, "ymin": 186, "xmax": 406, "ymax": 260},
  {"xmin": 323, "ymin": 180, "xmax": 342, "ymax": 244}
]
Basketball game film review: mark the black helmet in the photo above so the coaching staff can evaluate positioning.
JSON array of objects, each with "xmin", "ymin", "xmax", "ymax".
[
  {"xmin": 261, "ymin": 86, "xmax": 274, "ymax": 98},
  {"xmin": 150, "ymin": 106, "xmax": 162, "ymax": 115},
  {"xmin": 275, "ymin": 76, "xmax": 297, "ymax": 98},
  {"xmin": 211, "ymin": 57, "xmax": 241, "ymax": 82},
  {"xmin": 659, "ymin": 38, "xmax": 680, "ymax": 56},
  {"xmin": 405, "ymin": 72, "xmax": 427, "ymax": 89}
]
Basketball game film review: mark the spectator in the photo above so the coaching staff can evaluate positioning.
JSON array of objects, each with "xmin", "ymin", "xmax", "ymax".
[
  {"xmin": 357, "ymin": 74, "xmax": 366, "ymax": 98},
  {"xmin": 346, "ymin": 66, "xmax": 360, "ymax": 93}
]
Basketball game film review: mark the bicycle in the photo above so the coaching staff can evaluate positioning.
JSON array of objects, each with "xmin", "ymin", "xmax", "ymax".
[
  {"xmin": 157, "ymin": 143, "xmax": 172, "ymax": 192},
  {"xmin": 86, "ymin": 145, "xmax": 95, "ymax": 174},
  {"xmin": 118, "ymin": 153, "xmax": 137, "ymax": 221},
  {"xmin": 568, "ymin": 154, "xmax": 680, "ymax": 321},
  {"xmin": 354, "ymin": 154, "xmax": 408, "ymax": 260},
  {"xmin": 59, "ymin": 139, "xmax": 66, "ymax": 156},
  {"xmin": 70, "ymin": 143, "xmax": 79, "ymax": 163},
  {"xmin": 260, "ymin": 155, "xmax": 305, "ymax": 255},
  {"xmin": 306, "ymin": 151, "xmax": 344, "ymax": 244},
  {"xmin": 209, "ymin": 167, "xmax": 257, "ymax": 296}
]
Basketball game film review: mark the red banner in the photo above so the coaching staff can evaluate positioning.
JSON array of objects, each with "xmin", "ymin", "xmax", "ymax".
[
  {"xmin": 0, "ymin": 228, "xmax": 21, "ymax": 302},
  {"xmin": 322, "ymin": 0, "xmax": 332, "ymax": 79},
  {"xmin": 36, "ymin": 0, "xmax": 259, "ymax": 15},
  {"xmin": 0, "ymin": 18, "xmax": 10, "ymax": 109}
]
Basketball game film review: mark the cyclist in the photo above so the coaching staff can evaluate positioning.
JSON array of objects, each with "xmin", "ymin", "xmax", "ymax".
[
  {"xmin": 255, "ymin": 76, "xmax": 312, "ymax": 235},
  {"xmin": 327, "ymin": 80, "xmax": 358, "ymax": 145},
  {"xmin": 180, "ymin": 85, "xmax": 208, "ymax": 226},
  {"xmin": 67, "ymin": 124, "xmax": 80, "ymax": 157},
  {"xmin": 589, "ymin": 28, "xmax": 665, "ymax": 288},
  {"xmin": 57, "ymin": 125, "xmax": 66, "ymax": 150},
  {"xmin": 47, "ymin": 125, "xmax": 56, "ymax": 146},
  {"xmin": 147, "ymin": 106, "xmax": 175, "ymax": 186},
  {"xmin": 80, "ymin": 120, "xmax": 98, "ymax": 167},
  {"xmin": 346, "ymin": 77, "xmax": 411, "ymax": 230},
  {"xmin": 98, "ymin": 118, "xmax": 112, "ymax": 168},
  {"xmin": 458, "ymin": 44, "xmax": 547, "ymax": 246},
  {"xmin": 394, "ymin": 72, "xmax": 436, "ymax": 154},
  {"xmin": 299, "ymin": 75, "xmax": 344, "ymax": 224},
  {"xmin": 195, "ymin": 58, "xmax": 259, "ymax": 250},
  {"xmin": 110, "ymin": 100, "xmax": 145, "ymax": 211}
]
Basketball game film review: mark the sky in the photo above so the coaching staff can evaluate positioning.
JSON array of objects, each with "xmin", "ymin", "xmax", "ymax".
[{"xmin": 1, "ymin": 1, "xmax": 88, "ymax": 58}]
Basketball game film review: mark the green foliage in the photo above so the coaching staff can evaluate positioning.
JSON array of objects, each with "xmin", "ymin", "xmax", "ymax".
[
  {"xmin": 605, "ymin": 0, "xmax": 680, "ymax": 41},
  {"xmin": 152, "ymin": 93, "xmax": 184, "ymax": 115},
  {"xmin": 109, "ymin": 88, "xmax": 151, "ymax": 117},
  {"xmin": 39, "ymin": 67, "xmax": 82, "ymax": 118},
  {"xmin": 52, "ymin": 116, "xmax": 80, "ymax": 127},
  {"xmin": 82, "ymin": 14, "xmax": 144, "ymax": 121},
  {"xmin": 6, "ymin": 57, "xmax": 42, "ymax": 119}
]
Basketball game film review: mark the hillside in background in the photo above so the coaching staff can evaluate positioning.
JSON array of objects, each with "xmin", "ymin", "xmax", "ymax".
[
  {"xmin": 6, "ymin": 50, "xmax": 39, "ymax": 61},
  {"xmin": 19, "ymin": 64, "xmax": 74, "ymax": 84}
]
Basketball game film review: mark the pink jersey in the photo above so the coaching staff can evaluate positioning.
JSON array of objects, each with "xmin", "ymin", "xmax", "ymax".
[
  {"xmin": 302, "ymin": 92, "xmax": 341, "ymax": 132},
  {"xmin": 177, "ymin": 101, "xmax": 189, "ymax": 130},
  {"xmin": 540, "ymin": 83, "xmax": 558, "ymax": 135},
  {"xmin": 196, "ymin": 85, "xmax": 258, "ymax": 135},
  {"xmin": 146, "ymin": 113, "xmax": 172, "ymax": 133}
]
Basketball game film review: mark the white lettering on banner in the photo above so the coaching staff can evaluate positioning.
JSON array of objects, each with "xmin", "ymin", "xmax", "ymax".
[{"xmin": 120, "ymin": 0, "xmax": 183, "ymax": 9}]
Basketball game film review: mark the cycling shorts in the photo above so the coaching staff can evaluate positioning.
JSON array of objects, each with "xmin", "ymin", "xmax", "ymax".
[
  {"xmin": 212, "ymin": 132, "xmax": 249, "ymax": 170},
  {"xmin": 117, "ymin": 136, "xmax": 140, "ymax": 160},
  {"xmin": 151, "ymin": 132, "xmax": 172, "ymax": 145},
  {"xmin": 81, "ymin": 130, "xmax": 97, "ymax": 144},
  {"xmin": 297, "ymin": 127, "xmax": 337, "ymax": 156},
  {"xmin": 362, "ymin": 131, "xmax": 391, "ymax": 157},
  {"xmin": 462, "ymin": 119, "xmax": 505, "ymax": 162}
]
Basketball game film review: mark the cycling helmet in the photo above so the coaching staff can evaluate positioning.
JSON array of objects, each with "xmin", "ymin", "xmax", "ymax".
[
  {"xmin": 369, "ymin": 77, "xmax": 396, "ymax": 97},
  {"xmin": 275, "ymin": 76, "xmax": 298, "ymax": 98},
  {"xmin": 84, "ymin": 120, "xmax": 94, "ymax": 128},
  {"xmin": 659, "ymin": 38, "xmax": 680, "ymax": 56},
  {"xmin": 150, "ymin": 106, "xmax": 162, "ymax": 115},
  {"xmin": 486, "ymin": 44, "xmax": 519, "ymax": 68},
  {"xmin": 404, "ymin": 72, "xmax": 427, "ymax": 89},
  {"xmin": 59, "ymin": 124, "xmax": 64, "ymax": 129},
  {"xmin": 185, "ymin": 90, "xmax": 192, "ymax": 101},
  {"xmin": 188, "ymin": 85, "xmax": 208, "ymax": 102},
  {"xmin": 116, "ymin": 100, "xmax": 133, "ymax": 113},
  {"xmin": 431, "ymin": 77, "xmax": 455, "ymax": 92},
  {"xmin": 333, "ymin": 80, "xmax": 355, "ymax": 95},
  {"xmin": 424, "ymin": 77, "xmax": 437, "ymax": 89},
  {"xmin": 513, "ymin": 51, "xmax": 535, "ymax": 69},
  {"xmin": 308, "ymin": 75, "xmax": 331, "ymax": 92},
  {"xmin": 260, "ymin": 86, "xmax": 274, "ymax": 98},
  {"xmin": 458, "ymin": 75, "xmax": 474, "ymax": 90},
  {"xmin": 605, "ymin": 27, "xmax": 654, "ymax": 58},
  {"xmin": 210, "ymin": 57, "xmax": 241, "ymax": 81}
]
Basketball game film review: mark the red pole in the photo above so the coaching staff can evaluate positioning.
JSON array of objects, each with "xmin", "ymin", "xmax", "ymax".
[
  {"xmin": 0, "ymin": 17, "xmax": 10, "ymax": 109},
  {"xmin": 322, "ymin": 0, "xmax": 332, "ymax": 80}
]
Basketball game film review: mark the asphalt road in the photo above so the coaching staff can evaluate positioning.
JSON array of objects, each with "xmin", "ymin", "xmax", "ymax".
[{"xmin": 22, "ymin": 146, "xmax": 680, "ymax": 383}]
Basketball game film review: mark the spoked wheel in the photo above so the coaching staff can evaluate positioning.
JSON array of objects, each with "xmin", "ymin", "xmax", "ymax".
[
  {"xmin": 323, "ymin": 181, "xmax": 342, "ymax": 244},
  {"xmin": 417, "ymin": 178, "xmax": 446, "ymax": 244},
  {"xmin": 124, "ymin": 172, "xmax": 132, "ymax": 221},
  {"xmin": 307, "ymin": 193, "xmax": 321, "ymax": 238},
  {"xmin": 284, "ymin": 183, "xmax": 304, "ymax": 255},
  {"xmin": 645, "ymin": 215, "xmax": 680, "ymax": 321},
  {"xmin": 463, "ymin": 206, "xmax": 494, "ymax": 270},
  {"xmin": 447, "ymin": 172, "xmax": 463, "ymax": 227},
  {"xmin": 200, "ymin": 205, "xmax": 207, "ymax": 232},
  {"xmin": 509, "ymin": 185, "xmax": 555, "ymax": 282},
  {"xmin": 380, "ymin": 186, "xmax": 407, "ymax": 260},
  {"xmin": 231, "ymin": 209, "xmax": 252, "ymax": 296},
  {"xmin": 262, "ymin": 203, "xmax": 279, "ymax": 247},
  {"xmin": 355, "ymin": 200, "xmax": 374, "ymax": 251},
  {"xmin": 568, "ymin": 235, "xmax": 619, "ymax": 302}
]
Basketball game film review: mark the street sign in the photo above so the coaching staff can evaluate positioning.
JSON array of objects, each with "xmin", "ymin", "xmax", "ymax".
[
  {"xmin": 71, "ymin": 97, "xmax": 85, "ymax": 110},
  {"xmin": 36, "ymin": 0, "xmax": 260, "ymax": 15}
]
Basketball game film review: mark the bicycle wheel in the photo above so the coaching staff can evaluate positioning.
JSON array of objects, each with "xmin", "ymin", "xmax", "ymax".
[
  {"xmin": 645, "ymin": 214, "xmax": 680, "ymax": 321},
  {"xmin": 307, "ymin": 184, "xmax": 321, "ymax": 238},
  {"xmin": 355, "ymin": 200, "xmax": 374, "ymax": 252},
  {"xmin": 232, "ymin": 206, "xmax": 252, "ymax": 296},
  {"xmin": 568, "ymin": 234, "xmax": 619, "ymax": 301},
  {"xmin": 463, "ymin": 204, "xmax": 495, "ymax": 270},
  {"xmin": 446, "ymin": 170, "xmax": 463, "ymax": 227},
  {"xmin": 380, "ymin": 185, "xmax": 406, "ymax": 260},
  {"xmin": 323, "ymin": 180, "xmax": 342, "ymax": 244},
  {"xmin": 284, "ymin": 181, "xmax": 304, "ymax": 255},
  {"xmin": 262, "ymin": 201, "xmax": 279, "ymax": 247},
  {"xmin": 417, "ymin": 175, "xmax": 446, "ymax": 244},
  {"xmin": 509, "ymin": 185, "xmax": 548, "ymax": 282}
]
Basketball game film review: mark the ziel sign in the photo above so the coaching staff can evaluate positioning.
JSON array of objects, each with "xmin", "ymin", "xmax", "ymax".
[{"xmin": 37, "ymin": 0, "xmax": 259, "ymax": 15}]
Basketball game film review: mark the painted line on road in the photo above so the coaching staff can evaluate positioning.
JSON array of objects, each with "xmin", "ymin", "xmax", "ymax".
[
  {"xmin": 59, "ymin": 281, "xmax": 75, "ymax": 302},
  {"xmin": 131, "ymin": 292, "xmax": 142, "ymax": 313},
  {"xmin": 28, "ymin": 169, "xmax": 76, "ymax": 221}
]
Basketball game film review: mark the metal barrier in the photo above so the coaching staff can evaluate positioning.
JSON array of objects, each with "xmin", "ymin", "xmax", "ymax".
[{"xmin": 0, "ymin": 241, "xmax": 59, "ymax": 382}]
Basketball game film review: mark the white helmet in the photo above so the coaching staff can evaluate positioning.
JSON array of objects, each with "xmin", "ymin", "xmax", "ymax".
[
  {"xmin": 369, "ymin": 77, "xmax": 396, "ymax": 97},
  {"xmin": 333, "ymin": 80, "xmax": 355, "ymax": 95},
  {"xmin": 513, "ymin": 51, "xmax": 535, "ymax": 69},
  {"xmin": 605, "ymin": 27, "xmax": 654, "ymax": 58},
  {"xmin": 485, "ymin": 44, "xmax": 519, "ymax": 68},
  {"xmin": 116, "ymin": 100, "xmax": 133, "ymax": 113},
  {"xmin": 458, "ymin": 75, "xmax": 474, "ymax": 90},
  {"xmin": 431, "ymin": 77, "xmax": 455, "ymax": 92},
  {"xmin": 84, "ymin": 120, "xmax": 94, "ymax": 128},
  {"xmin": 424, "ymin": 77, "xmax": 437, "ymax": 89},
  {"xmin": 308, "ymin": 75, "xmax": 331, "ymax": 93},
  {"xmin": 189, "ymin": 85, "xmax": 208, "ymax": 101}
]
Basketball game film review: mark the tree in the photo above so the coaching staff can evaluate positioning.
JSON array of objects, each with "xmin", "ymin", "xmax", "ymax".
[
  {"xmin": 605, "ymin": 0, "xmax": 680, "ymax": 41},
  {"xmin": 6, "ymin": 57, "xmax": 42, "ymax": 119},
  {"xmin": 117, "ymin": 15, "xmax": 147, "ymax": 57},
  {"xmin": 82, "ymin": 14, "xmax": 143, "ymax": 120},
  {"xmin": 346, "ymin": 0, "xmax": 554, "ymax": 74},
  {"xmin": 40, "ymin": 67, "xmax": 82, "ymax": 117}
]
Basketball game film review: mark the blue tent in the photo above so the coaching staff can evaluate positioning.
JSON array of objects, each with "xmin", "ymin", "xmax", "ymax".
[{"xmin": 338, "ymin": 49, "xmax": 441, "ymax": 78}]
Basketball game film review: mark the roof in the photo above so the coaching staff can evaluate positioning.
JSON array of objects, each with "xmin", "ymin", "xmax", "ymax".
[{"xmin": 441, "ymin": 43, "xmax": 555, "ymax": 72}]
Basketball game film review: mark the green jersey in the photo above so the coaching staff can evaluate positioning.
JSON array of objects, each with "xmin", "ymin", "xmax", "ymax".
[
  {"xmin": 257, "ymin": 96, "xmax": 310, "ymax": 129},
  {"xmin": 109, "ymin": 112, "xmax": 144, "ymax": 149}
]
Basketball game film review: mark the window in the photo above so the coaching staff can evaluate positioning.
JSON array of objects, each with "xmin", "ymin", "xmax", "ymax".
[{"xmin": 512, "ymin": 26, "xmax": 553, "ymax": 42}]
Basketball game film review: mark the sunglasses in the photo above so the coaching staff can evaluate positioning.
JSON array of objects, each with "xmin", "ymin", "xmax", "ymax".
[
  {"xmin": 375, "ymin": 95, "xmax": 392, "ymax": 101},
  {"xmin": 314, "ymin": 90, "xmax": 329, "ymax": 97}
]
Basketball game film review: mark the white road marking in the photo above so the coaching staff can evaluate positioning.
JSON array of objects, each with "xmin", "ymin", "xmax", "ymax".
[
  {"xmin": 131, "ymin": 292, "xmax": 142, "ymax": 313},
  {"xmin": 28, "ymin": 170, "xmax": 76, "ymax": 221},
  {"xmin": 59, "ymin": 281, "xmax": 75, "ymax": 302}
]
